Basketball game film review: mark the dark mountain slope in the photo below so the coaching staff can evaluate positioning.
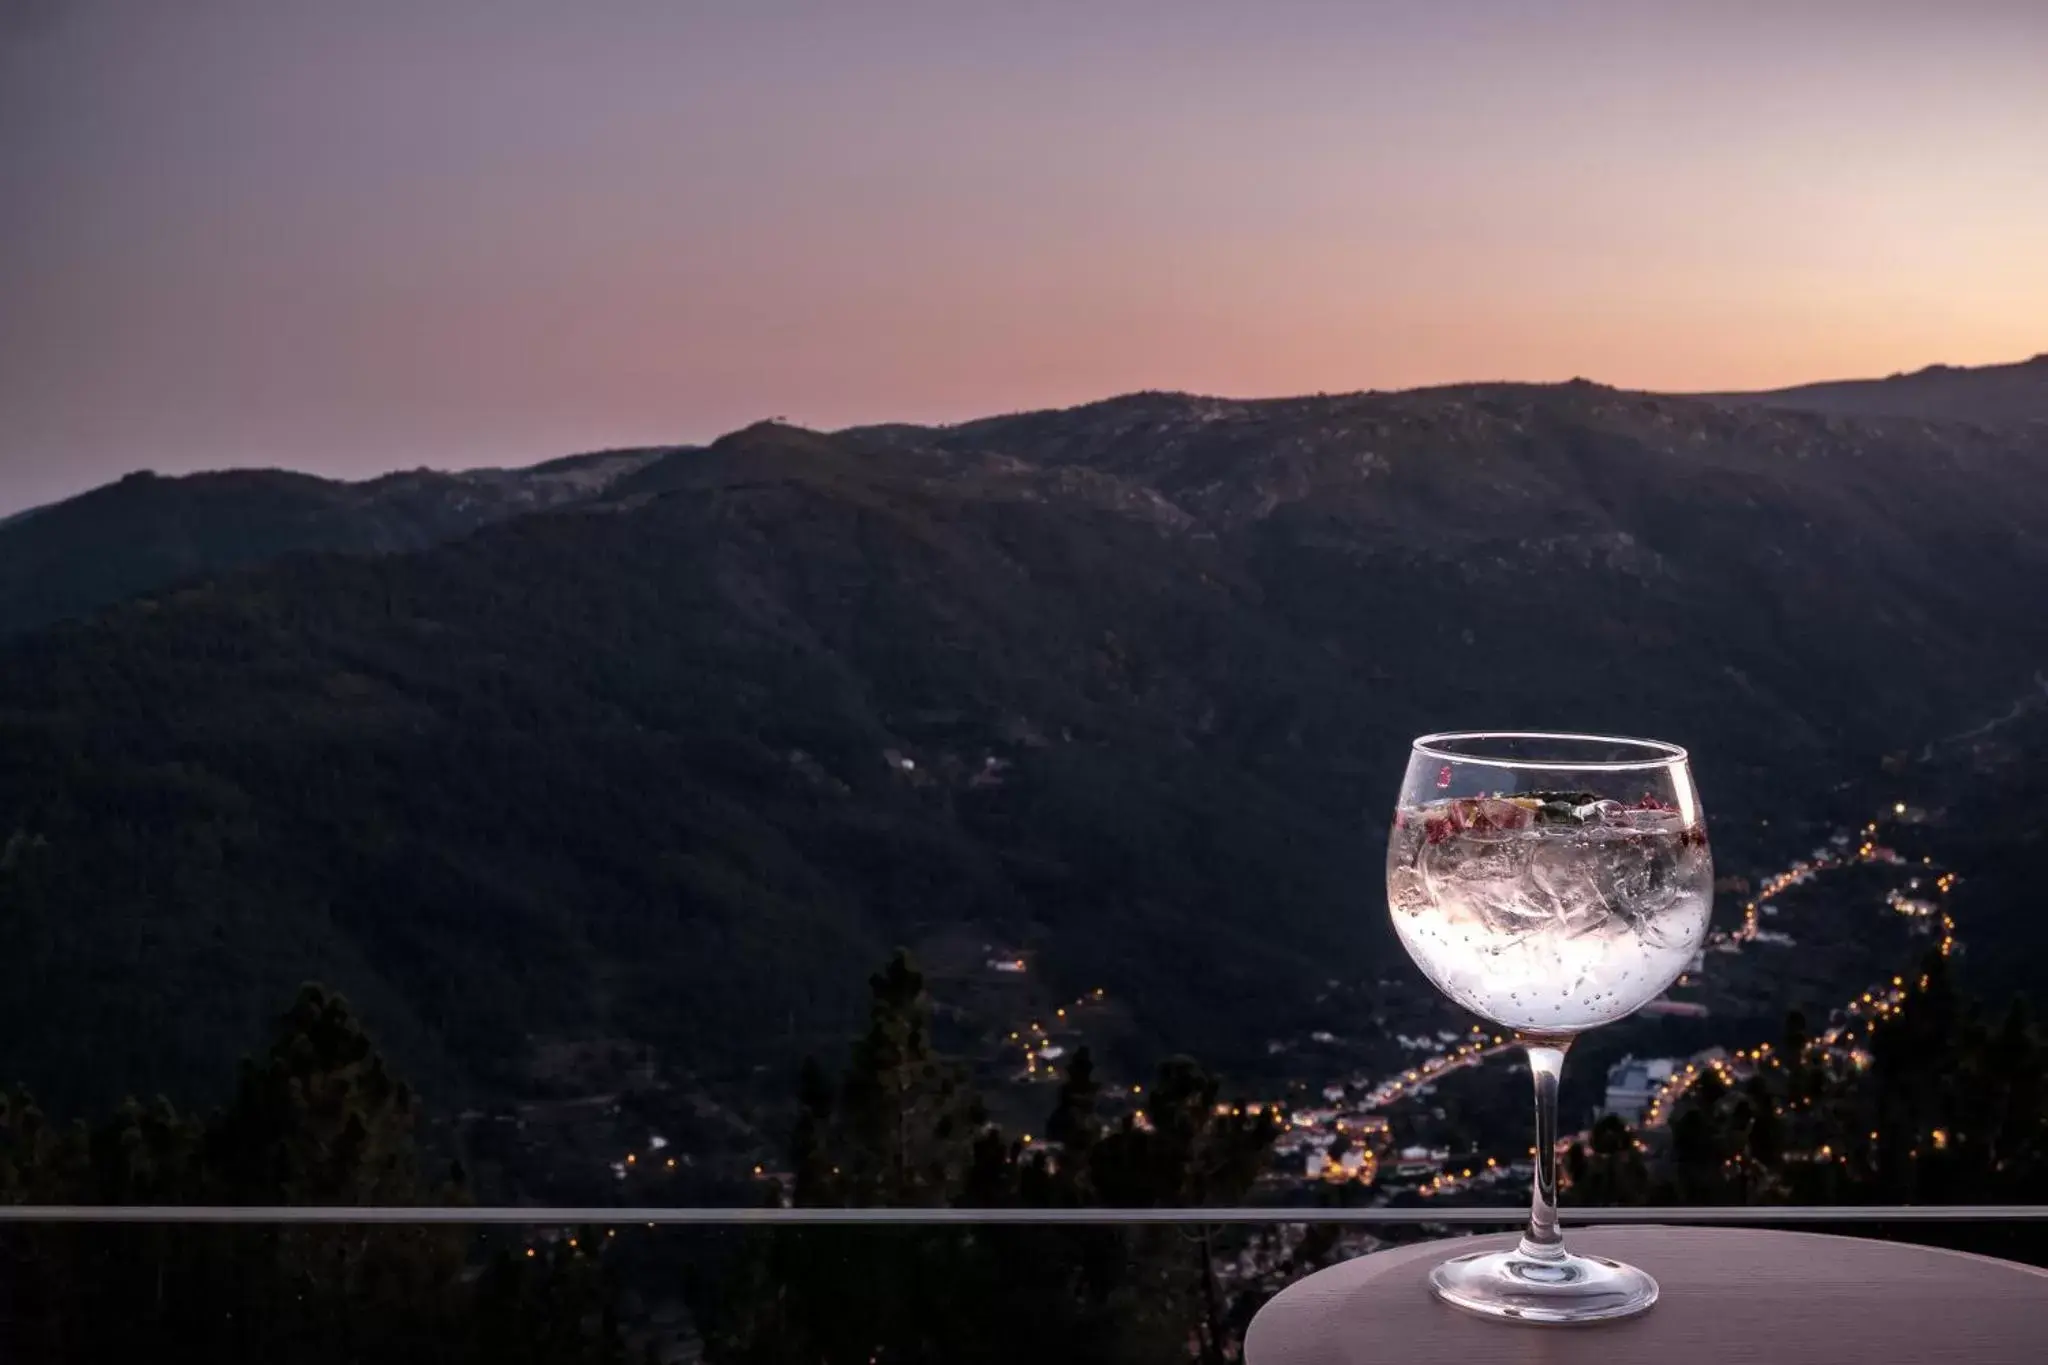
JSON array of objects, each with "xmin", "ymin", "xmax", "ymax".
[
  {"xmin": 872, "ymin": 382, "xmax": 2048, "ymax": 753},
  {"xmin": 0, "ymin": 426, "xmax": 1381, "ymax": 1108},
  {"xmin": 0, "ymin": 449, "xmax": 671, "ymax": 636},
  {"xmin": 3, "ymin": 390, "xmax": 2048, "ymax": 1112},
  {"xmin": 8, "ymin": 350, "xmax": 2041, "ymax": 642},
  {"xmin": 1697, "ymin": 353, "xmax": 2048, "ymax": 424}
]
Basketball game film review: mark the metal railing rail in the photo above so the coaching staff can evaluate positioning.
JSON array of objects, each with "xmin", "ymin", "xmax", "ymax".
[{"xmin": 3, "ymin": 1205, "xmax": 2046, "ymax": 1226}]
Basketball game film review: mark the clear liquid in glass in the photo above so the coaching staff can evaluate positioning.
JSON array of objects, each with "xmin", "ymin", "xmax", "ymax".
[{"xmin": 1386, "ymin": 794, "xmax": 1711, "ymax": 1033}]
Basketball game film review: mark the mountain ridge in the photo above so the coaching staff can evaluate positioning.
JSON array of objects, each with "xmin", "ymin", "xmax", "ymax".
[
  {"xmin": 3, "ymin": 383, "xmax": 2048, "ymax": 1113},
  {"xmin": 0, "ymin": 447, "xmax": 676, "ymax": 636},
  {"xmin": 7, "ymin": 352, "xmax": 2044, "ymax": 642},
  {"xmin": 1695, "ymin": 351, "xmax": 2048, "ymax": 424}
]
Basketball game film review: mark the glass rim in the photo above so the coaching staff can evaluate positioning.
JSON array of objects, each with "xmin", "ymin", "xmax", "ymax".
[{"xmin": 1411, "ymin": 729, "xmax": 1689, "ymax": 771}]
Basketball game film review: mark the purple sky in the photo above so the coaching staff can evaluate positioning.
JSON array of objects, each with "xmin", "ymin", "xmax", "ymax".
[{"xmin": 3, "ymin": 1, "xmax": 2045, "ymax": 512}]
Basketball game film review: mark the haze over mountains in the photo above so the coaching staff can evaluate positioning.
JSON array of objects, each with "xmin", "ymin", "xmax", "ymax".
[{"xmin": 1, "ymin": 355, "xmax": 2046, "ymax": 1114}]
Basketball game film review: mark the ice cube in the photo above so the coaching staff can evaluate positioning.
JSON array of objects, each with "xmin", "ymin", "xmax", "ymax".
[
  {"xmin": 1602, "ymin": 837, "xmax": 1686, "ymax": 941},
  {"xmin": 1635, "ymin": 851, "xmax": 1687, "ymax": 920},
  {"xmin": 1625, "ymin": 805, "xmax": 1684, "ymax": 832},
  {"xmin": 1462, "ymin": 797, "xmax": 1534, "ymax": 833},
  {"xmin": 1419, "ymin": 831, "xmax": 1522, "ymax": 893},
  {"xmin": 1528, "ymin": 839, "xmax": 1587, "ymax": 922},
  {"xmin": 1573, "ymin": 798, "xmax": 1632, "ymax": 826},
  {"xmin": 1460, "ymin": 843, "xmax": 1527, "ymax": 882}
]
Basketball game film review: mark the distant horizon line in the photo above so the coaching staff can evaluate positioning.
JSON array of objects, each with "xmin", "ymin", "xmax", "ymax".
[{"xmin": 5, "ymin": 349, "xmax": 2044, "ymax": 519}]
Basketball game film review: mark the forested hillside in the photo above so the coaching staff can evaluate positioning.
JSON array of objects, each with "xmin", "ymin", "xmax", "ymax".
[{"xmin": 3, "ymin": 386, "xmax": 2047, "ymax": 1112}]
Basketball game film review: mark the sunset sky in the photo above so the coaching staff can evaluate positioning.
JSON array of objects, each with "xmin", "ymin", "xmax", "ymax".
[{"xmin": 3, "ymin": 0, "xmax": 2045, "ymax": 511}]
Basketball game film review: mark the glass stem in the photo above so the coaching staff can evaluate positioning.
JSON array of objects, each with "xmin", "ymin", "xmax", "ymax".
[{"xmin": 1520, "ymin": 1038, "xmax": 1572, "ymax": 1261}]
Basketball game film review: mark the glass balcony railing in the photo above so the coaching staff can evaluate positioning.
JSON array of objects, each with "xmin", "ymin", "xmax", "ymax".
[
  {"xmin": 6, "ymin": 1201, "xmax": 2048, "ymax": 1224},
  {"xmin": 3, "ymin": 1204, "xmax": 2044, "ymax": 1364}
]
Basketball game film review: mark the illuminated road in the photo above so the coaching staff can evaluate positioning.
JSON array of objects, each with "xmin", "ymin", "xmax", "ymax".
[
  {"xmin": 979, "ymin": 802, "xmax": 1956, "ymax": 1194},
  {"xmin": 1409, "ymin": 802, "xmax": 1957, "ymax": 1195}
]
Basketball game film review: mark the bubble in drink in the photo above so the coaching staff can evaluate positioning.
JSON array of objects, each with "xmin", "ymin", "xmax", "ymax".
[{"xmin": 1387, "ymin": 795, "xmax": 1712, "ymax": 1032}]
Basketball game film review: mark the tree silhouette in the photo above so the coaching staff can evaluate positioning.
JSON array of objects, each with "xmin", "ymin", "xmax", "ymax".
[
  {"xmin": 700, "ymin": 955, "xmax": 1280, "ymax": 1364},
  {"xmin": 835, "ymin": 953, "xmax": 984, "ymax": 1208},
  {"xmin": 0, "ymin": 983, "xmax": 625, "ymax": 1364},
  {"xmin": 1564, "ymin": 952, "xmax": 2048, "ymax": 1266}
]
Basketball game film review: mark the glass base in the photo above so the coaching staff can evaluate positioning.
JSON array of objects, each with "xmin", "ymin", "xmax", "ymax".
[{"xmin": 1428, "ymin": 1242, "xmax": 1659, "ymax": 1324}]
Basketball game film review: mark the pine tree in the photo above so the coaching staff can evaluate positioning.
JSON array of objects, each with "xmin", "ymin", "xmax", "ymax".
[
  {"xmin": 3, "ymin": 983, "xmax": 636, "ymax": 1364},
  {"xmin": 0, "ymin": 1087, "xmax": 90, "ymax": 1357},
  {"xmin": 1565, "ymin": 1114, "xmax": 1651, "ymax": 1206},
  {"xmin": 1629, "ymin": 955, "xmax": 2048, "ymax": 1264},
  {"xmin": 702, "ymin": 959, "xmax": 1282, "ymax": 1364},
  {"xmin": 469, "ymin": 1233, "xmax": 627, "ymax": 1365},
  {"xmin": 787, "ymin": 1056, "xmax": 837, "ymax": 1206},
  {"xmin": 836, "ymin": 951, "xmax": 983, "ymax": 1207},
  {"xmin": 705, "ymin": 951, "xmax": 995, "ymax": 1364},
  {"xmin": 209, "ymin": 983, "xmax": 433, "ymax": 1206},
  {"xmin": 177, "ymin": 984, "xmax": 464, "ymax": 1362}
]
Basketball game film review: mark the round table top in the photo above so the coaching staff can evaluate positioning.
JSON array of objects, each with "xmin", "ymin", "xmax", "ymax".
[{"xmin": 1245, "ymin": 1226, "xmax": 2048, "ymax": 1365}]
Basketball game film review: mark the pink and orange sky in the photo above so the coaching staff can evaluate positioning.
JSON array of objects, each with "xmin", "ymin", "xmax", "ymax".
[{"xmin": 2, "ymin": 0, "xmax": 2045, "ymax": 511}]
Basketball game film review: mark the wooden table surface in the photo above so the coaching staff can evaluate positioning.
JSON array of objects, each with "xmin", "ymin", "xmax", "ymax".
[{"xmin": 1245, "ymin": 1227, "xmax": 2048, "ymax": 1365}]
